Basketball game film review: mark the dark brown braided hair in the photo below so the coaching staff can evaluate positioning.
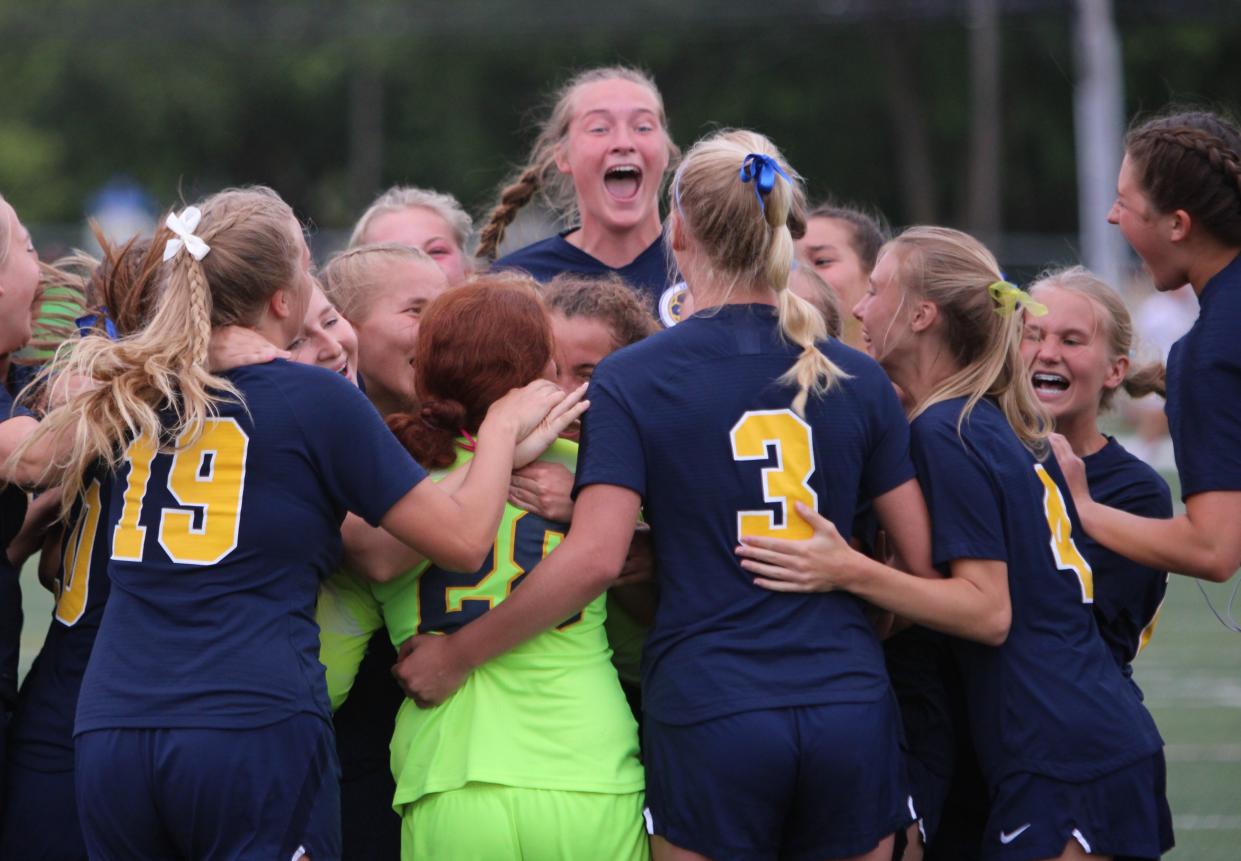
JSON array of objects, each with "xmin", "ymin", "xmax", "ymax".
[{"xmin": 1126, "ymin": 110, "xmax": 1241, "ymax": 246}]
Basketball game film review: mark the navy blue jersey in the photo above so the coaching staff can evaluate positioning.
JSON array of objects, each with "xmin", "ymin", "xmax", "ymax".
[
  {"xmin": 576, "ymin": 303, "xmax": 915, "ymax": 725},
  {"xmin": 75, "ymin": 360, "xmax": 426, "ymax": 733},
  {"xmin": 0, "ymin": 385, "xmax": 32, "ymax": 552},
  {"xmin": 1166, "ymin": 252, "xmax": 1241, "ymax": 498},
  {"xmin": 9, "ymin": 465, "xmax": 113, "ymax": 770},
  {"xmin": 493, "ymin": 230, "xmax": 674, "ymax": 314},
  {"xmin": 1080, "ymin": 437, "xmax": 1172, "ymax": 679},
  {"xmin": 910, "ymin": 398, "xmax": 1162, "ymax": 785}
]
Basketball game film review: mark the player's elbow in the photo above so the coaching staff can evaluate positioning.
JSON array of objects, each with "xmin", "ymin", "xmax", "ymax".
[
  {"xmin": 1199, "ymin": 559, "xmax": 1238, "ymax": 584},
  {"xmin": 974, "ymin": 602, "xmax": 1011, "ymax": 647}
]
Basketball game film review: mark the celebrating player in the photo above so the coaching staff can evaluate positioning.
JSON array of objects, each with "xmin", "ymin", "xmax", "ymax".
[
  {"xmin": 1052, "ymin": 109, "xmax": 1241, "ymax": 586},
  {"xmin": 1023, "ymin": 266, "xmax": 1172, "ymax": 686},
  {"xmin": 349, "ymin": 186, "xmax": 474, "ymax": 285},
  {"xmin": 479, "ymin": 66, "xmax": 679, "ymax": 313},
  {"xmin": 8, "ymin": 187, "xmax": 569, "ymax": 860},
  {"xmin": 395, "ymin": 129, "xmax": 937, "ymax": 861}
]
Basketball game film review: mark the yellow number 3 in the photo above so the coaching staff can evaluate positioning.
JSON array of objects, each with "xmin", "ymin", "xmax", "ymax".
[
  {"xmin": 730, "ymin": 410, "xmax": 818, "ymax": 541},
  {"xmin": 112, "ymin": 418, "xmax": 249, "ymax": 566},
  {"xmin": 1034, "ymin": 464, "xmax": 1094, "ymax": 602}
]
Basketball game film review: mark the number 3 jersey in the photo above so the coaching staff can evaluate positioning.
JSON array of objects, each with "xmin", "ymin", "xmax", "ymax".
[
  {"xmin": 910, "ymin": 397, "xmax": 1163, "ymax": 786},
  {"xmin": 75, "ymin": 361, "xmax": 427, "ymax": 734},
  {"xmin": 575, "ymin": 303, "xmax": 916, "ymax": 726},
  {"xmin": 375, "ymin": 439, "xmax": 644, "ymax": 810}
]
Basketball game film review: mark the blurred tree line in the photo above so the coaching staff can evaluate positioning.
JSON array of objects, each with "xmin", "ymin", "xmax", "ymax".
[{"xmin": 0, "ymin": 0, "xmax": 1238, "ymax": 248}]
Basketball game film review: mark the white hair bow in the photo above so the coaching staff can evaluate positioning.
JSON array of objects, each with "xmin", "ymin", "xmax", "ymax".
[{"xmin": 162, "ymin": 206, "xmax": 211, "ymax": 262}]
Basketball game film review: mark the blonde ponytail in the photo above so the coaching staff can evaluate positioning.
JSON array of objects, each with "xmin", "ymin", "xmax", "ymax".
[
  {"xmin": 890, "ymin": 226, "xmax": 1049, "ymax": 452},
  {"xmin": 672, "ymin": 129, "xmax": 848, "ymax": 415},
  {"xmin": 12, "ymin": 187, "xmax": 303, "ymax": 515}
]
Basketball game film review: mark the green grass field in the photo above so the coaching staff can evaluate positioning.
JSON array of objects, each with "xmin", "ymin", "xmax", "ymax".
[{"xmin": 15, "ymin": 520, "xmax": 1241, "ymax": 858}]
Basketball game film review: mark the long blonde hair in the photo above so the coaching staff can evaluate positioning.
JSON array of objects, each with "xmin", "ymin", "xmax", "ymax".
[
  {"xmin": 15, "ymin": 187, "xmax": 304, "ymax": 512},
  {"xmin": 1028, "ymin": 265, "xmax": 1165, "ymax": 408},
  {"xmin": 671, "ymin": 129, "xmax": 846, "ymax": 414},
  {"xmin": 475, "ymin": 66, "xmax": 679, "ymax": 260},
  {"xmin": 888, "ymin": 226, "xmax": 1049, "ymax": 451},
  {"xmin": 320, "ymin": 243, "xmax": 438, "ymax": 323}
]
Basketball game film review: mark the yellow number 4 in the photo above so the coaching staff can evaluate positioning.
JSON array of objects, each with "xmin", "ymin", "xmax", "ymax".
[
  {"xmin": 1034, "ymin": 464, "xmax": 1094, "ymax": 602},
  {"xmin": 730, "ymin": 410, "xmax": 818, "ymax": 541}
]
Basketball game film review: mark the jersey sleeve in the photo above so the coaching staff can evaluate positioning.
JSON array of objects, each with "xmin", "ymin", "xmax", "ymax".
[
  {"xmin": 910, "ymin": 411, "xmax": 1007, "ymax": 567},
  {"xmin": 1170, "ymin": 331, "xmax": 1241, "ymax": 496},
  {"xmin": 316, "ymin": 569, "xmax": 384, "ymax": 711},
  {"xmin": 285, "ymin": 371, "xmax": 428, "ymax": 526},
  {"xmin": 573, "ymin": 364, "xmax": 646, "ymax": 499},
  {"xmin": 860, "ymin": 376, "xmax": 917, "ymax": 500}
]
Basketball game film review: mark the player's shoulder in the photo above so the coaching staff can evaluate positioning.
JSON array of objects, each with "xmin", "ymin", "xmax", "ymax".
[
  {"xmin": 1085, "ymin": 437, "xmax": 1172, "ymax": 508},
  {"xmin": 228, "ymin": 359, "xmax": 368, "ymax": 409},
  {"xmin": 493, "ymin": 234, "xmax": 576, "ymax": 280}
]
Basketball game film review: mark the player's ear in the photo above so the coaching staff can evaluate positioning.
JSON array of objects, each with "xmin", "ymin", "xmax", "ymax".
[
  {"xmin": 670, "ymin": 213, "xmax": 688, "ymax": 252},
  {"xmin": 1168, "ymin": 208, "xmax": 1192, "ymax": 243},
  {"xmin": 910, "ymin": 299, "xmax": 938, "ymax": 334},
  {"xmin": 269, "ymin": 287, "xmax": 294, "ymax": 321}
]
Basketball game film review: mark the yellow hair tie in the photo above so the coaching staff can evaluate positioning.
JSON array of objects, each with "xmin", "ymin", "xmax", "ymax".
[{"xmin": 988, "ymin": 281, "xmax": 1048, "ymax": 317}]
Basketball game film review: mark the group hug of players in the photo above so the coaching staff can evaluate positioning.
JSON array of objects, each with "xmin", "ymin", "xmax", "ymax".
[{"xmin": 0, "ymin": 64, "xmax": 1238, "ymax": 861}]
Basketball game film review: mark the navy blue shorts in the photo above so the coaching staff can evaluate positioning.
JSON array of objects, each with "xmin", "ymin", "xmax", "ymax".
[
  {"xmin": 76, "ymin": 713, "xmax": 341, "ymax": 861},
  {"xmin": 983, "ymin": 752, "xmax": 1174, "ymax": 861},
  {"xmin": 644, "ymin": 697, "xmax": 911, "ymax": 861},
  {"xmin": 1, "ymin": 761, "xmax": 86, "ymax": 860}
]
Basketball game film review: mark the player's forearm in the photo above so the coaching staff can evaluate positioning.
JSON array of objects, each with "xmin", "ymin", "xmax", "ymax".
[
  {"xmin": 1078, "ymin": 499, "xmax": 1231, "ymax": 582},
  {"xmin": 450, "ymin": 537, "xmax": 618, "ymax": 671},
  {"xmin": 445, "ymin": 423, "xmax": 516, "ymax": 566},
  {"xmin": 841, "ymin": 555, "xmax": 1009, "ymax": 646}
]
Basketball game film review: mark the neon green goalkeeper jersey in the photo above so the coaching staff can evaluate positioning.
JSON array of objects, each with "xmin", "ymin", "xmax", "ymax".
[{"xmin": 371, "ymin": 439, "xmax": 643, "ymax": 810}]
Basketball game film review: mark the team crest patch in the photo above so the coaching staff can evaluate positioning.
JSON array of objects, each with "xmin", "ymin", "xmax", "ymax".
[{"xmin": 659, "ymin": 281, "xmax": 690, "ymax": 328}]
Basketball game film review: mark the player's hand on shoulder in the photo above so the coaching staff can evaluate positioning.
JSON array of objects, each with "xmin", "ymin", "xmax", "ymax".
[
  {"xmin": 736, "ymin": 502, "xmax": 856, "ymax": 593},
  {"xmin": 1049, "ymin": 433, "xmax": 1089, "ymax": 504},
  {"xmin": 510, "ymin": 382, "xmax": 589, "ymax": 467},
  {"xmin": 391, "ymin": 633, "xmax": 470, "ymax": 708},
  {"xmin": 509, "ymin": 461, "xmax": 575, "ymax": 521},
  {"xmin": 207, "ymin": 325, "xmax": 289, "ymax": 372}
]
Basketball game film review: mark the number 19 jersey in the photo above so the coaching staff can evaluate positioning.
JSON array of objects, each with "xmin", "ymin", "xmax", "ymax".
[
  {"xmin": 75, "ymin": 361, "xmax": 427, "ymax": 734},
  {"xmin": 575, "ymin": 303, "xmax": 916, "ymax": 726}
]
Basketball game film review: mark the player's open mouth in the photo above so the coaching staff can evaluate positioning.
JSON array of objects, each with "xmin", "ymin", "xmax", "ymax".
[
  {"xmin": 1032, "ymin": 371, "xmax": 1070, "ymax": 399},
  {"xmin": 604, "ymin": 165, "xmax": 642, "ymax": 202},
  {"xmin": 336, "ymin": 362, "xmax": 351, "ymax": 378}
]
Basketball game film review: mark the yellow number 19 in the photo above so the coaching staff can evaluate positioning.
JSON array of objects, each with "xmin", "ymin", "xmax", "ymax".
[{"xmin": 730, "ymin": 409, "xmax": 818, "ymax": 541}]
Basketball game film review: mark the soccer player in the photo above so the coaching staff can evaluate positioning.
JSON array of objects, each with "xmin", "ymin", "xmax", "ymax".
[
  {"xmin": 7, "ymin": 186, "xmax": 570, "ymax": 860},
  {"xmin": 738, "ymin": 226, "xmax": 1173, "ymax": 861},
  {"xmin": 795, "ymin": 203, "xmax": 886, "ymax": 350},
  {"xmin": 1052, "ymin": 110, "xmax": 1241, "ymax": 586},
  {"xmin": 0, "ymin": 192, "xmax": 42, "ymax": 816},
  {"xmin": 1023, "ymin": 266, "xmax": 1172, "ymax": 686},
  {"xmin": 394, "ymin": 130, "xmax": 937, "ymax": 861},
  {"xmin": 479, "ymin": 66, "xmax": 680, "ymax": 313}
]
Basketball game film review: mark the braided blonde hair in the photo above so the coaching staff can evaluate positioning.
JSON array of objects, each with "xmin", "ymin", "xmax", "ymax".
[
  {"xmin": 15, "ymin": 187, "xmax": 305, "ymax": 513},
  {"xmin": 672, "ymin": 129, "xmax": 846, "ymax": 415},
  {"xmin": 475, "ymin": 66, "xmax": 678, "ymax": 260}
]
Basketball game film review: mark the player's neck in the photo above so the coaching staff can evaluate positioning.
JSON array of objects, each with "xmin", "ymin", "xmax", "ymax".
[
  {"xmin": 689, "ymin": 279, "xmax": 776, "ymax": 311},
  {"xmin": 1184, "ymin": 239, "xmax": 1241, "ymax": 295},
  {"xmin": 886, "ymin": 337, "xmax": 961, "ymax": 409},
  {"xmin": 1058, "ymin": 410, "xmax": 1108, "ymax": 457},
  {"xmin": 566, "ymin": 215, "xmax": 661, "ymax": 269}
]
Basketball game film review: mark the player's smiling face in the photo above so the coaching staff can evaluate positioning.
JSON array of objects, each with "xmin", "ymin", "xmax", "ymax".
[
  {"xmin": 1021, "ymin": 285, "xmax": 1122, "ymax": 422},
  {"xmin": 556, "ymin": 78, "xmax": 670, "ymax": 236},
  {"xmin": 289, "ymin": 285, "xmax": 359, "ymax": 385},
  {"xmin": 353, "ymin": 257, "xmax": 448, "ymax": 413},
  {"xmin": 853, "ymin": 249, "xmax": 911, "ymax": 366},
  {"xmin": 361, "ymin": 207, "xmax": 470, "ymax": 286}
]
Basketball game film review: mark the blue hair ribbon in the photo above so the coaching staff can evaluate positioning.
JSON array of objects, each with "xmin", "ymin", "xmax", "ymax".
[
  {"xmin": 76, "ymin": 308, "xmax": 119, "ymax": 340},
  {"xmin": 739, "ymin": 153, "xmax": 791, "ymax": 213}
]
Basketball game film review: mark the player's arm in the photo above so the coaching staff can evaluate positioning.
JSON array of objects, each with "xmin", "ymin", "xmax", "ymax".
[
  {"xmin": 737, "ymin": 501, "xmax": 1011, "ymax": 646},
  {"xmin": 391, "ymin": 483, "xmax": 640, "ymax": 707},
  {"xmin": 7, "ymin": 485, "xmax": 62, "ymax": 568},
  {"xmin": 870, "ymin": 478, "xmax": 938, "ymax": 580},
  {"xmin": 380, "ymin": 383, "xmax": 586, "ymax": 573},
  {"xmin": 1052, "ymin": 435, "xmax": 1241, "ymax": 582},
  {"xmin": 344, "ymin": 462, "xmax": 473, "ymax": 583}
]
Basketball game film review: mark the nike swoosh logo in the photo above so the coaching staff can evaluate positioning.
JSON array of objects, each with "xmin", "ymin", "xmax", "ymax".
[{"xmin": 999, "ymin": 823, "xmax": 1032, "ymax": 844}]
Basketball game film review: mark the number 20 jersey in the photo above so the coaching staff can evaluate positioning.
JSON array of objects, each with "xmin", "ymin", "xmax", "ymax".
[
  {"xmin": 576, "ymin": 304, "xmax": 916, "ymax": 726},
  {"xmin": 75, "ymin": 361, "xmax": 427, "ymax": 734}
]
